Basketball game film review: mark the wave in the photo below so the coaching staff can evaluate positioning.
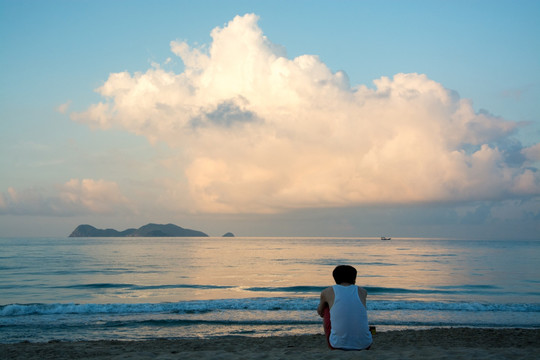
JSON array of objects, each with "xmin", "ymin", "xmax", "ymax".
[
  {"xmin": 52, "ymin": 282, "xmax": 506, "ymax": 295},
  {"xmin": 245, "ymin": 284, "xmax": 502, "ymax": 295},
  {"xmin": 58, "ymin": 283, "xmax": 234, "ymax": 290},
  {"xmin": 98, "ymin": 318, "xmax": 320, "ymax": 328},
  {"xmin": 2, "ymin": 298, "xmax": 538, "ymax": 317},
  {"xmin": 95, "ymin": 318, "xmax": 538, "ymax": 330},
  {"xmin": 246, "ymin": 286, "xmax": 326, "ymax": 293}
]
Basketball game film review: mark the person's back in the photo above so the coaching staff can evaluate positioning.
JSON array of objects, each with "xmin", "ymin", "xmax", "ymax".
[
  {"xmin": 329, "ymin": 284, "xmax": 372, "ymax": 350},
  {"xmin": 317, "ymin": 265, "xmax": 372, "ymax": 350}
]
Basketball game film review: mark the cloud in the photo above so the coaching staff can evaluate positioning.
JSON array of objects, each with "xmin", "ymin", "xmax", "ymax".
[
  {"xmin": 56, "ymin": 100, "xmax": 71, "ymax": 114},
  {"xmin": 0, "ymin": 179, "xmax": 130, "ymax": 216},
  {"xmin": 500, "ymin": 83, "xmax": 536, "ymax": 101},
  {"xmin": 522, "ymin": 143, "xmax": 540, "ymax": 162},
  {"xmin": 71, "ymin": 13, "xmax": 540, "ymax": 214}
]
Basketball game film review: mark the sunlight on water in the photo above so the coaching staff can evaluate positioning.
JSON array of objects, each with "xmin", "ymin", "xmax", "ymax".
[
  {"xmin": 1, "ymin": 237, "xmax": 539, "ymax": 304},
  {"xmin": 1, "ymin": 237, "xmax": 538, "ymax": 342}
]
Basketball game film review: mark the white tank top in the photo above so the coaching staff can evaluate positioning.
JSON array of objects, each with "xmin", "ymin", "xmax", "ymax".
[{"xmin": 329, "ymin": 285, "xmax": 372, "ymax": 350}]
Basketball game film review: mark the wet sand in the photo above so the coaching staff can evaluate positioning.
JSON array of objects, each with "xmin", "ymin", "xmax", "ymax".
[{"xmin": 1, "ymin": 328, "xmax": 538, "ymax": 359}]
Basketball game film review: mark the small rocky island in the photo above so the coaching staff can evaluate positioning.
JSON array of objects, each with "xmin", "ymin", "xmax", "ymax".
[{"xmin": 69, "ymin": 223, "xmax": 209, "ymax": 237}]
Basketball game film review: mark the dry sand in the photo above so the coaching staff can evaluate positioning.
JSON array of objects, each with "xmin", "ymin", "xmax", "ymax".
[{"xmin": 1, "ymin": 328, "xmax": 538, "ymax": 359}]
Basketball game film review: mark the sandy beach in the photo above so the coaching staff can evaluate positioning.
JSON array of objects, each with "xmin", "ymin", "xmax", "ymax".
[{"xmin": 1, "ymin": 328, "xmax": 538, "ymax": 360}]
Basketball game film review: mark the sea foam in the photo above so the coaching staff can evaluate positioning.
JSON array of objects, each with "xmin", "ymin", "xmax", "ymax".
[{"xmin": 2, "ymin": 298, "xmax": 538, "ymax": 317}]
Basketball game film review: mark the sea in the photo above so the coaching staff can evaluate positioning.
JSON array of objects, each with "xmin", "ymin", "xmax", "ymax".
[{"xmin": 1, "ymin": 237, "xmax": 539, "ymax": 343}]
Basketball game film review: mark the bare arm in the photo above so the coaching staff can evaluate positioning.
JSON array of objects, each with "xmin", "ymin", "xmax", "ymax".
[
  {"xmin": 357, "ymin": 286, "xmax": 368, "ymax": 308},
  {"xmin": 317, "ymin": 287, "xmax": 335, "ymax": 317}
]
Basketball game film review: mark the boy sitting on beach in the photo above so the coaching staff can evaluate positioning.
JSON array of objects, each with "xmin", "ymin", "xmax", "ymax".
[{"xmin": 317, "ymin": 265, "xmax": 373, "ymax": 350}]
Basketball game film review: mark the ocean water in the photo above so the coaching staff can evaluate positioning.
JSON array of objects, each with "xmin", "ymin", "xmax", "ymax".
[{"xmin": 0, "ymin": 237, "xmax": 539, "ymax": 343}]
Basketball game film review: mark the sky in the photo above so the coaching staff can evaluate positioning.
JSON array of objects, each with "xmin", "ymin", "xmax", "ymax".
[{"xmin": 1, "ymin": 0, "xmax": 539, "ymax": 239}]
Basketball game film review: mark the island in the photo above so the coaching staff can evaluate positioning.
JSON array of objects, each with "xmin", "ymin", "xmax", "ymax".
[
  {"xmin": 222, "ymin": 232, "xmax": 235, "ymax": 237},
  {"xmin": 69, "ymin": 223, "xmax": 208, "ymax": 237}
]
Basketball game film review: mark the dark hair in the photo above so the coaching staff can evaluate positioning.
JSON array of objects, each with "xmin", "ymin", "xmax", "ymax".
[{"xmin": 332, "ymin": 265, "xmax": 357, "ymax": 284}]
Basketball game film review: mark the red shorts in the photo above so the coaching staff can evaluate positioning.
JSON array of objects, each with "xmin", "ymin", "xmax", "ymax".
[{"xmin": 322, "ymin": 307, "xmax": 335, "ymax": 349}]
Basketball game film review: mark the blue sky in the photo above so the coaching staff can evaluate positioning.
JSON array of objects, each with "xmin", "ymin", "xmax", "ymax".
[{"xmin": 1, "ymin": 0, "xmax": 539, "ymax": 238}]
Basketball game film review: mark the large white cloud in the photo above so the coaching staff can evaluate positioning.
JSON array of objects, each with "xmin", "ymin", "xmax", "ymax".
[{"xmin": 71, "ymin": 13, "xmax": 540, "ymax": 214}]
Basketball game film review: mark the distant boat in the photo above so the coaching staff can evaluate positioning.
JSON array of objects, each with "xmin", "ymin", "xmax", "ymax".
[{"xmin": 380, "ymin": 236, "xmax": 391, "ymax": 241}]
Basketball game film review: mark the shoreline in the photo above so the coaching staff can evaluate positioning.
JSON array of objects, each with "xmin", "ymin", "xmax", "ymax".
[{"xmin": 2, "ymin": 328, "xmax": 539, "ymax": 359}]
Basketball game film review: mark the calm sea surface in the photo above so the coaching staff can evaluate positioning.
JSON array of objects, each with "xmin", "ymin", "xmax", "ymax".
[{"xmin": 1, "ymin": 237, "xmax": 539, "ymax": 343}]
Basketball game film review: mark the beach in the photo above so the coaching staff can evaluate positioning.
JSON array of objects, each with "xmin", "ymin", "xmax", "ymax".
[{"xmin": 2, "ymin": 328, "xmax": 539, "ymax": 360}]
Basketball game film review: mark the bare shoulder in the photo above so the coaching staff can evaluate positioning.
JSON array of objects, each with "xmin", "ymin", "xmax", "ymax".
[
  {"xmin": 321, "ymin": 286, "xmax": 334, "ymax": 297},
  {"xmin": 357, "ymin": 286, "xmax": 368, "ymax": 296},
  {"xmin": 317, "ymin": 286, "xmax": 335, "ymax": 316},
  {"xmin": 357, "ymin": 286, "xmax": 368, "ymax": 306},
  {"xmin": 320, "ymin": 286, "xmax": 335, "ymax": 303}
]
